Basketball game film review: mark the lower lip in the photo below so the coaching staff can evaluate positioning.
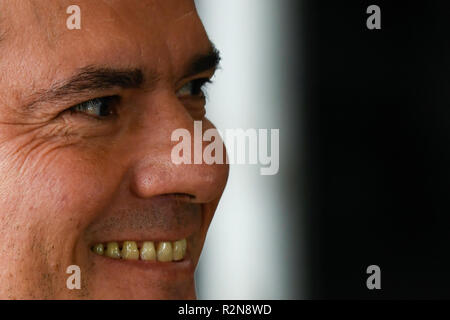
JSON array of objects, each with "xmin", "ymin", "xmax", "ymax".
[{"xmin": 90, "ymin": 251, "xmax": 195, "ymax": 277}]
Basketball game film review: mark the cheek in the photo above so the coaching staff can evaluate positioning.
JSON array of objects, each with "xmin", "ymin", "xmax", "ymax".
[
  {"xmin": 0, "ymin": 126, "xmax": 133, "ymax": 296},
  {"xmin": 0, "ymin": 138, "xmax": 125, "ymax": 297},
  {"xmin": 0, "ymin": 137, "xmax": 124, "ymax": 244}
]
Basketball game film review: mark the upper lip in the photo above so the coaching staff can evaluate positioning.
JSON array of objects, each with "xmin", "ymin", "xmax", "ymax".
[
  {"xmin": 89, "ymin": 235, "xmax": 193, "ymax": 247},
  {"xmin": 84, "ymin": 196, "xmax": 203, "ymax": 247}
]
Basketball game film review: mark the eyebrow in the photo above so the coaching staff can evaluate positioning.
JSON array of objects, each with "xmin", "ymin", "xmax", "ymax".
[
  {"xmin": 22, "ymin": 44, "xmax": 221, "ymax": 112},
  {"xmin": 23, "ymin": 67, "xmax": 147, "ymax": 112},
  {"xmin": 184, "ymin": 44, "xmax": 221, "ymax": 78}
]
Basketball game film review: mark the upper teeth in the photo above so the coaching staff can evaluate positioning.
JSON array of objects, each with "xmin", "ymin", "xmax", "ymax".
[{"xmin": 91, "ymin": 239, "xmax": 187, "ymax": 262}]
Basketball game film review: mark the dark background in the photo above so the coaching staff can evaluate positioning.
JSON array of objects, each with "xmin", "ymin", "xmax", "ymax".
[{"xmin": 300, "ymin": 0, "xmax": 450, "ymax": 298}]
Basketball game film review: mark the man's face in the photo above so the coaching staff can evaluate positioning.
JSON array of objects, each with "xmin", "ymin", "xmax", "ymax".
[{"xmin": 0, "ymin": 0, "xmax": 228, "ymax": 299}]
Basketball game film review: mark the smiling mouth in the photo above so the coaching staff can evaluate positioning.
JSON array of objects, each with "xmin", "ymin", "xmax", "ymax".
[{"xmin": 91, "ymin": 239, "xmax": 187, "ymax": 262}]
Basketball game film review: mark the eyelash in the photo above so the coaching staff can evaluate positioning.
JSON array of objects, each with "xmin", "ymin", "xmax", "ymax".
[
  {"xmin": 177, "ymin": 78, "xmax": 212, "ymax": 98},
  {"xmin": 69, "ymin": 96, "xmax": 120, "ymax": 120},
  {"xmin": 68, "ymin": 78, "xmax": 212, "ymax": 120}
]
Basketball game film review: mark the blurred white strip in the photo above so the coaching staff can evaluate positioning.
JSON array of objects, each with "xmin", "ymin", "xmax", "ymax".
[{"xmin": 194, "ymin": 0, "xmax": 303, "ymax": 299}]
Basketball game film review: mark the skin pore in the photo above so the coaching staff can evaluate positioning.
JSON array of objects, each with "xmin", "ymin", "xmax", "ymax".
[{"xmin": 0, "ymin": 0, "xmax": 228, "ymax": 299}]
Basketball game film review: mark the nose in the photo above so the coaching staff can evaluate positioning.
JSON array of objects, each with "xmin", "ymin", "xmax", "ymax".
[{"xmin": 127, "ymin": 93, "xmax": 229, "ymax": 204}]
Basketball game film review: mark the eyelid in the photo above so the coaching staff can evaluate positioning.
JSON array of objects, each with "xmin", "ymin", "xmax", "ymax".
[
  {"xmin": 66, "ymin": 95, "xmax": 120, "ymax": 120},
  {"xmin": 176, "ymin": 77, "xmax": 212, "ymax": 98}
]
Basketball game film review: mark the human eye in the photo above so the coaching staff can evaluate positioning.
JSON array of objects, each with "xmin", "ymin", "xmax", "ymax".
[
  {"xmin": 68, "ymin": 96, "xmax": 120, "ymax": 119},
  {"xmin": 176, "ymin": 78, "xmax": 212, "ymax": 98}
]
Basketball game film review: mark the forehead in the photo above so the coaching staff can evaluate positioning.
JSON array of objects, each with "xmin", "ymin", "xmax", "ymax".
[{"xmin": 0, "ymin": 0, "xmax": 210, "ymax": 98}]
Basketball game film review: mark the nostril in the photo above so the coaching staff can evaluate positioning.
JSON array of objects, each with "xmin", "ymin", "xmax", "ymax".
[{"xmin": 164, "ymin": 193, "xmax": 196, "ymax": 201}]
